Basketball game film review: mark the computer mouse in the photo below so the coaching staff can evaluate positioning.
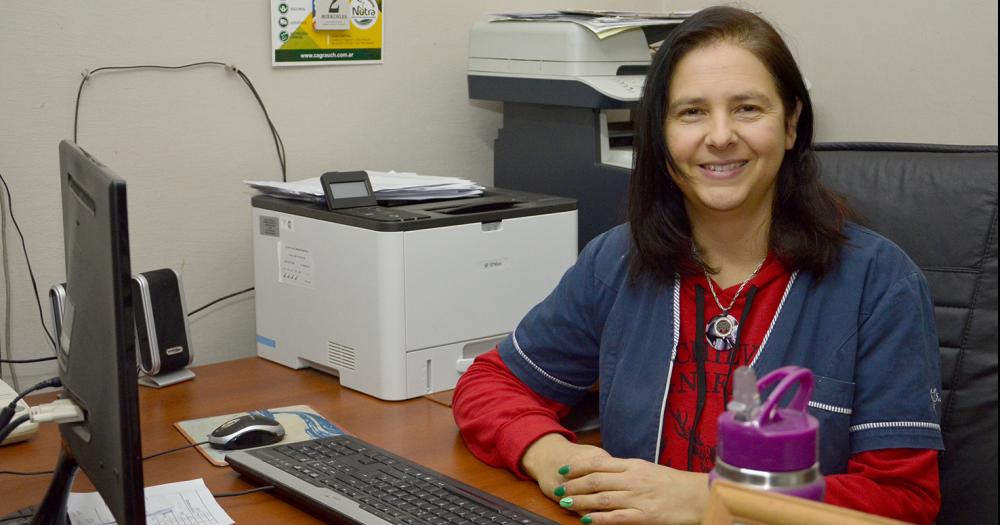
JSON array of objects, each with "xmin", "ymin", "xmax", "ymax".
[{"xmin": 207, "ymin": 413, "xmax": 285, "ymax": 450}]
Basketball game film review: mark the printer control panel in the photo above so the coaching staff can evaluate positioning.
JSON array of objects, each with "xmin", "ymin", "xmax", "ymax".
[
  {"xmin": 577, "ymin": 75, "xmax": 645, "ymax": 102},
  {"xmin": 337, "ymin": 207, "xmax": 431, "ymax": 222}
]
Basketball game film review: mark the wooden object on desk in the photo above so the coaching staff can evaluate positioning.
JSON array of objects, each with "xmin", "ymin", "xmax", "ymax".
[
  {"xmin": 424, "ymin": 388, "xmax": 455, "ymax": 407},
  {"xmin": 0, "ymin": 357, "xmax": 582, "ymax": 524},
  {"xmin": 702, "ymin": 481, "xmax": 911, "ymax": 525}
]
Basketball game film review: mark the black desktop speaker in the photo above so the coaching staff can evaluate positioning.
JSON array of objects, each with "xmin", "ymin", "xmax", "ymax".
[
  {"xmin": 132, "ymin": 269, "xmax": 193, "ymax": 378},
  {"xmin": 50, "ymin": 268, "xmax": 195, "ymax": 387}
]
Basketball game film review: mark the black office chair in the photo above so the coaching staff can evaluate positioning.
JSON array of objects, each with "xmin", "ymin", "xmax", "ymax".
[{"xmin": 816, "ymin": 142, "xmax": 998, "ymax": 525}]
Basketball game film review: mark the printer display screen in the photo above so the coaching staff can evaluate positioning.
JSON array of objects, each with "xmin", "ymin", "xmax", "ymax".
[{"xmin": 328, "ymin": 181, "xmax": 370, "ymax": 199}]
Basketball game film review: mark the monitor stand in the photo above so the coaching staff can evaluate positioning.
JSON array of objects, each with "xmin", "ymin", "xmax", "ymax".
[{"xmin": 29, "ymin": 444, "xmax": 78, "ymax": 525}]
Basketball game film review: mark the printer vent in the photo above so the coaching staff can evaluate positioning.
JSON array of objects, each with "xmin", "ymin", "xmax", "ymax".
[{"xmin": 327, "ymin": 341, "xmax": 357, "ymax": 371}]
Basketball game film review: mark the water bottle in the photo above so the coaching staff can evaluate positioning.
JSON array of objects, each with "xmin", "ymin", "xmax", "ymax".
[{"xmin": 710, "ymin": 366, "xmax": 824, "ymax": 501}]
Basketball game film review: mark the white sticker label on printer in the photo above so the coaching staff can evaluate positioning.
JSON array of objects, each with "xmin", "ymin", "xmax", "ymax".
[
  {"xmin": 259, "ymin": 215, "xmax": 280, "ymax": 237},
  {"xmin": 279, "ymin": 244, "xmax": 314, "ymax": 288}
]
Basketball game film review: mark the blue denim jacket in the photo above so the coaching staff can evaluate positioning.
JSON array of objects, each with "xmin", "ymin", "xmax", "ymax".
[{"xmin": 498, "ymin": 223, "xmax": 943, "ymax": 475}]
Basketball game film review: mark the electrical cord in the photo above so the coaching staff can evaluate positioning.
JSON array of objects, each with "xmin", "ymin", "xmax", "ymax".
[
  {"xmin": 211, "ymin": 486, "xmax": 276, "ymax": 498},
  {"xmin": 2, "ymin": 61, "xmax": 284, "ymax": 378},
  {"xmin": 73, "ymin": 62, "xmax": 287, "ymax": 182},
  {"xmin": 142, "ymin": 440, "xmax": 209, "ymax": 460},
  {"xmin": 0, "ymin": 469, "xmax": 50, "ymax": 476},
  {"xmin": 0, "ymin": 284, "xmax": 257, "ymax": 350},
  {"xmin": 1, "ymin": 278, "xmax": 256, "ymax": 361},
  {"xmin": 0, "ymin": 172, "xmax": 57, "ymax": 353},
  {"xmin": 0, "ymin": 439, "xmax": 275, "ymax": 509},
  {"xmin": 0, "ymin": 357, "xmax": 55, "ymax": 364},
  {"xmin": 231, "ymin": 68, "xmax": 287, "ymax": 183},
  {"xmin": 188, "ymin": 287, "xmax": 254, "ymax": 317},
  {"xmin": 0, "ymin": 377, "xmax": 61, "ymax": 428},
  {"xmin": 0, "ymin": 439, "xmax": 213, "ymax": 478},
  {"xmin": 1, "ymin": 175, "xmax": 14, "ymax": 389},
  {"xmin": 71, "ymin": 62, "xmax": 279, "ymax": 354},
  {"xmin": 0, "ymin": 414, "xmax": 29, "ymax": 443}
]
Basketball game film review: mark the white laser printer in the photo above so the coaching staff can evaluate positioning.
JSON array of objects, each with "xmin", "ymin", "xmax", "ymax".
[{"xmin": 251, "ymin": 188, "xmax": 577, "ymax": 400}]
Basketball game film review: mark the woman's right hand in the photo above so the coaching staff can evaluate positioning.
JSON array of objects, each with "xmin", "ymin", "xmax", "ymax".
[{"xmin": 521, "ymin": 433, "xmax": 611, "ymax": 502}]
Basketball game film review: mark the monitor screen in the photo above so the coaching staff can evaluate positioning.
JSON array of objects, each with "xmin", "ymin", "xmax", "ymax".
[{"xmin": 54, "ymin": 140, "xmax": 145, "ymax": 523}]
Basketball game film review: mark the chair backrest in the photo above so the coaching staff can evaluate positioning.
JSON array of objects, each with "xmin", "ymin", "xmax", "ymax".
[{"xmin": 815, "ymin": 142, "xmax": 998, "ymax": 525}]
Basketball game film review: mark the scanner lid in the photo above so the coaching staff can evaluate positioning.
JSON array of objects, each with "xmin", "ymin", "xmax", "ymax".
[{"xmin": 467, "ymin": 21, "xmax": 679, "ymax": 107}]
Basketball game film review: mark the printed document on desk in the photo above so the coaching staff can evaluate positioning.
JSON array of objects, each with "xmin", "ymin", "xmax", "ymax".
[
  {"xmin": 68, "ymin": 478, "xmax": 233, "ymax": 525},
  {"xmin": 245, "ymin": 170, "xmax": 485, "ymax": 203}
]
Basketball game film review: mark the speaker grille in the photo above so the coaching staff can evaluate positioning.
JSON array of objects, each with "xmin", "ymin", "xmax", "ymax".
[{"xmin": 327, "ymin": 341, "xmax": 357, "ymax": 371}]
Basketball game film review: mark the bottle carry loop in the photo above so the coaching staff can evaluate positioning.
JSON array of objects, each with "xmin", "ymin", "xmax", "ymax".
[{"xmin": 756, "ymin": 366, "xmax": 815, "ymax": 424}]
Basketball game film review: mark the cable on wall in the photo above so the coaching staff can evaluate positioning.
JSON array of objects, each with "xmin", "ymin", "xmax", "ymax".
[
  {"xmin": 73, "ymin": 62, "xmax": 287, "ymax": 182},
  {"xmin": 2, "ymin": 62, "xmax": 285, "ymax": 380},
  {"xmin": 0, "ymin": 172, "xmax": 58, "ymax": 360},
  {"xmin": 71, "ymin": 62, "xmax": 283, "ymax": 337},
  {"xmin": 1, "ymin": 179, "xmax": 17, "ymax": 389},
  {"xmin": 0, "ymin": 356, "xmax": 56, "ymax": 364},
  {"xmin": 188, "ymin": 287, "xmax": 255, "ymax": 318}
]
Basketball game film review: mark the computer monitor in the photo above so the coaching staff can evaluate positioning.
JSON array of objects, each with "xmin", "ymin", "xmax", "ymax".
[{"xmin": 31, "ymin": 140, "xmax": 145, "ymax": 524}]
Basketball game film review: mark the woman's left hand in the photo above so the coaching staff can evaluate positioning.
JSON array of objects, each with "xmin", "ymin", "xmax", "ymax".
[{"xmin": 556, "ymin": 455, "xmax": 709, "ymax": 525}]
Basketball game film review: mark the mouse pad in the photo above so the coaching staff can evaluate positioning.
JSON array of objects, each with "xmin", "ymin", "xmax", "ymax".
[{"xmin": 174, "ymin": 405, "xmax": 347, "ymax": 466}]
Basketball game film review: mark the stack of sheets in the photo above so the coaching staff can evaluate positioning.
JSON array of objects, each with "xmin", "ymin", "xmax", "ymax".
[{"xmin": 245, "ymin": 170, "xmax": 484, "ymax": 203}]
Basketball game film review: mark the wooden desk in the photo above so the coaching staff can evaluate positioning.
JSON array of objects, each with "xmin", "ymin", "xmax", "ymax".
[{"xmin": 0, "ymin": 358, "xmax": 579, "ymax": 524}]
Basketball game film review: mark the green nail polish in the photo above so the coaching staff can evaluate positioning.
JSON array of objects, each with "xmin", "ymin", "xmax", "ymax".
[
  {"xmin": 558, "ymin": 464, "xmax": 571, "ymax": 476},
  {"xmin": 560, "ymin": 497, "xmax": 574, "ymax": 509},
  {"xmin": 581, "ymin": 516, "xmax": 593, "ymax": 525},
  {"xmin": 553, "ymin": 485, "xmax": 566, "ymax": 497}
]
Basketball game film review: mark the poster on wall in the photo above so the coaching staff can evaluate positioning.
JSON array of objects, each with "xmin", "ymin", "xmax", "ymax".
[{"xmin": 271, "ymin": 0, "xmax": 383, "ymax": 66}]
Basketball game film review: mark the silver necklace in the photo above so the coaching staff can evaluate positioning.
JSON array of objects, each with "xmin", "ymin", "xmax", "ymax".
[{"xmin": 699, "ymin": 254, "xmax": 766, "ymax": 351}]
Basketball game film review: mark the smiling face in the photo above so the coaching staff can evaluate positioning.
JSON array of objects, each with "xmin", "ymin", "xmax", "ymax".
[{"xmin": 664, "ymin": 42, "xmax": 800, "ymax": 222}]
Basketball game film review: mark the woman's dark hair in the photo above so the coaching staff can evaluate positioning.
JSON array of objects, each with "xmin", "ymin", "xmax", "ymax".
[{"xmin": 628, "ymin": 6, "xmax": 849, "ymax": 285}]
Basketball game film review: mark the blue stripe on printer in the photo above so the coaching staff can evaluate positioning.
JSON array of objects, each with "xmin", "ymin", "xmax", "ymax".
[{"xmin": 256, "ymin": 335, "xmax": 277, "ymax": 348}]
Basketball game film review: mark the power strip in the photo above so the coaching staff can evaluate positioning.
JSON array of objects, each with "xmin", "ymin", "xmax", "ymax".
[{"xmin": 1, "ymin": 379, "xmax": 39, "ymax": 445}]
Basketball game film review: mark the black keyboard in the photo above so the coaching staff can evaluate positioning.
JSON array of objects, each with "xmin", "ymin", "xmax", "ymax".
[{"xmin": 226, "ymin": 434, "xmax": 559, "ymax": 525}]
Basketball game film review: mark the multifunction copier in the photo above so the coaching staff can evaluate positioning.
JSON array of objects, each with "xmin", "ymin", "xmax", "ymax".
[
  {"xmin": 251, "ymin": 189, "xmax": 577, "ymax": 400},
  {"xmin": 469, "ymin": 21, "xmax": 676, "ymax": 249}
]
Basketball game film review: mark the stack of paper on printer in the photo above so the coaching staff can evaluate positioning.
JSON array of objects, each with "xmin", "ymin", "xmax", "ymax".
[
  {"xmin": 489, "ymin": 10, "xmax": 693, "ymax": 39},
  {"xmin": 245, "ymin": 170, "xmax": 484, "ymax": 203}
]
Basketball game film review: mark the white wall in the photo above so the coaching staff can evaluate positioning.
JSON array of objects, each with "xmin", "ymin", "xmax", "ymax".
[
  {"xmin": 676, "ymin": 0, "xmax": 999, "ymax": 144},
  {"xmin": 0, "ymin": 1, "xmax": 664, "ymax": 389},
  {"xmin": 1, "ymin": 2, "xmax": 996, "ymax": 389}
]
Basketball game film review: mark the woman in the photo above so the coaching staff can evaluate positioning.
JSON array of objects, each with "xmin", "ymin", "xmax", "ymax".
[{"xmin": 453, "ymin": 6, "xmax": 943, "ymax": 525}]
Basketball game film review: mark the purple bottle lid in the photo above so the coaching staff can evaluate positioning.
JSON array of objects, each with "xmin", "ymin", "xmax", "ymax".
[{"xmin": 717, "ymin": 366, "xmax": 819, "ymax": 472}]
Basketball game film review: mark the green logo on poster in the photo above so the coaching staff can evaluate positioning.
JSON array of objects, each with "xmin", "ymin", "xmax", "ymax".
[
  {"xmin": 351, "ymin": 0, "xmax": 379, "ymax": 30},
  {"xmin": 279, "ymin": 30, "xmax": 289, "ymax": 42},
  {"xmin": 278, "ymin": 3, "xmax": 288, "ymax": 14}
]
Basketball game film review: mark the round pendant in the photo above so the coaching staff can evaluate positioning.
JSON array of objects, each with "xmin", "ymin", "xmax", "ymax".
[{"xmin": 705, "ymin": 313, "xmax": 739, "ymax": 351}]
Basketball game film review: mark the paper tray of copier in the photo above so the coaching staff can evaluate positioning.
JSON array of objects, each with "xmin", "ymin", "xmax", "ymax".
[{"xmin": 250, "ymin": 187, "xmax": 578, "ymax": 400}]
